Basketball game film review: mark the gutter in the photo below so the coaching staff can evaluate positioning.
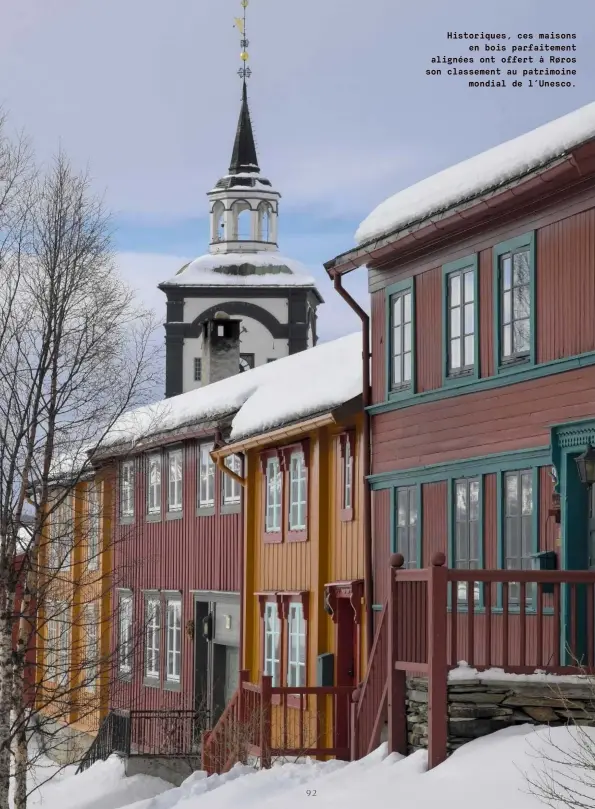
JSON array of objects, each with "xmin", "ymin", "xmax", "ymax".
[{"xmin": 331, "ymin": 274, "xmax": 374, "ymax": 660}]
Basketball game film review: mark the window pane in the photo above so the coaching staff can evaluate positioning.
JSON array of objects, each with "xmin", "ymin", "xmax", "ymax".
[
  {"xmin": 503, "ymin": 324, "xmax": 512, "ymax": 357},
  {"xmin": 513, "ymin": 286, "xmax": 530, "ymax": 320},
  {"xmin": 505, "ymin": 474, "xmax": 519, "ymax": 517},
  {"xmin": 502, "ymin": 256, "xmax": 512, "ymax": 291},
  {"xmin": 464, "ymin": 271, "xmax": 474, "ymax": 303},
  {"xmin": 521, "ymin": 473, "xmax": 533, "ymax": 515},
  {"xmin": 513, "ymin": 250, "xmax": 530, "ymax": 285},
  {"xmin": 403, "ymin": 293, "xmax": 412, "ymax": 323},
  {"xmin": 393, "ymin": 357, "xmax": 402, "ymax": 385},
  {"xmin": 514, "ymin": 319, "xmax": 530, "ymax": 354},
  {"xmin": 393, "ymin": 297, "xmax": 401, "ymax": 326},
  {"xmin": 403, "ymin": 352, "xmax": 412, "ymax": 382},
  {"xmin": 393, "ymin": 327, "xmax": 402, "ymax": 356},
  {"xmin": 464, "ymin": 303, "xmax": 474, "ymax": 336},
  {"xmin": 469, "ymin": 481, "xmax": 480, "ymax": 520},
  {"xmin": 397, "ymin": 491, "xmax": 407, "ymax": 527},
  {"xmin": 403, "ymin": 322, "xmax": 411, "ymax": 353},
  {"xmin": 450, "ymin": 307, "xmax": 461, "ymax": 339},
  {"xmin": 464, "ymin": 335, "xmax": 474, "ymax": 366},
  {"xmin": 456, "ymin": 482, "xmax": 467, "ymax": 521},
  {"xmin": 503, "ymin": 290, "xmax": 512, "ymax": 325},
  {"xmin": 450, "ymin": 338, "xmax": 461, "ymax": 370},
  {"xmin": 450, "ymin": 275, "xmax": 461, "ymax": 307}
]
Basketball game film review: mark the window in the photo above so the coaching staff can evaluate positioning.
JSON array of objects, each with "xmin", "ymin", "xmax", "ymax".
[
  {"xmin": 447, "ymin": 268, "xmax": 475, "ymax": 375},
  {"xmin": 194, "ymin": 357, "xmax": 202, "ymax": 382},
  {"xmin": 499, "ymin": 246, "xmax": 531, "ymax": 362},
  {"xmin": 390, "ymin": 288, "xmax": 413, "ymax": 390},
  {"xmin": 504, "ymin": 470, "xmax": 533, "ymax": 570},
  {"xmin": 145, "ymin": 597, "xmax": 161, "ymax": 680},
  {"xmin": 453, "ymin": 478, "xmax": 480, "ymax": 602},
  {"xmin": 147, "ymin": 455, "xmax": 161, "ymax": 515},
  {"xmin": 166, "ymin": 598, "xmax": 182, "ymax": 683},
  {"xmin": 266, "ymin": 358, "xmax": 276, "ymax": 364},
  {"xmin": 46, "ymin": 602, "xmax": 69, "ymax": 686},
  {"xmin": 240, "ymin": 354, "xmax": 255, "ymax": 373},
  {"xmin": 85, "ymin": 602, "xmax": 99, "ymax": 693},
  {"xmin": 198, "ymin": 443, "xmax": 215, "ymax": 508},
  {"xmin": 223, "ymin": 455, "xmax": 242, "ymax": 505},
  {"xmin": 263, "ymin": 602, "xmax": 281, "ymax": 686},
  {"xmin": 168, "ymin": 449, "xmax": 183, "ymax": 512},
  {"xmin": 118, "ymin": 593, "xmax": 133, "ymax": 676},
  {"xmin": 395, "ymin": 486, "xmax": 418, "ymax": 568},
  {"xmin": 265, "ymin": 457, "xmax": 282, "ymax": 533},
  {"xmin": 287, "ymin": 603, "xmax": 306, "ymax": 687},
  {"xmin": 288, "ymin": 451, "xmax": 307, "ymax": 531},
  {"xmin": 87, "ymin": 482, "xmax": 100, "ymax": 571},
  {"xmin": 343, "ymin": 437, "xmax": 354, "ymax": 511},
  {"xmin": 49, "ymin": 497, "xmax": 73, "ymax": 570},
  {"xmin": 120, "ymin": 461, "xmax": 134, "ymax": 519}
]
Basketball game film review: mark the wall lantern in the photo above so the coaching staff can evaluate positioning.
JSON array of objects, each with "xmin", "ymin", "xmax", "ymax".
[{"xmin": 575, "ymin": 445, "xmax": 595, "ymax": 486}]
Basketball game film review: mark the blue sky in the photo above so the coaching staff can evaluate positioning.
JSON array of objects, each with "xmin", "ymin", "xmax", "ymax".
[{"xmin": 1, "ymin": 0, "xmax": 594, "ymax": 344}]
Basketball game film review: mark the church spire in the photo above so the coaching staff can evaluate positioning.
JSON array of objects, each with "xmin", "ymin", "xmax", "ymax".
[{"xmin": 228, "ymin": 81, "xmax": 260, "ymax": 175}]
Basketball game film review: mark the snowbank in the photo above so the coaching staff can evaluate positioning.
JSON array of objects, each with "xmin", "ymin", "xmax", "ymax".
[
  {"xmin": 162, "ymin": 252, "xmax": 317, "ymax": 288},
  {"xmin": 101, "ymin": 332, "xmax": 362, "ymax": 449},
  {"xmin": 356, "ymin": 101, "xmax": 595, "ymax": 244},
  {"xmin": 38, "ymin": 725, "xmax": 595, "ymax": 809}
]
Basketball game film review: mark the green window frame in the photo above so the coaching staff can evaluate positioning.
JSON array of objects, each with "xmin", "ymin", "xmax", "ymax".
[
  {"xmin": 448, "ymin": 476, "xmax": 483, "ymax": 606},
  {"xmin": 385, "ymin": 279, "xmax": 415, "ymax": 400},
  {"xmin": 493, "ymin": 231, "xmax": 536, "ymax": 376},
  {"xmin": 390, "ymin": 484, "xmax": 421, "ymax": 568},
  {"xmin": 442, "ymin": 255, "xmax": 479, "ymax": 387},
  {"xmin": 497, "ymin": 467, "xmax": 539, "ymax": 608}
]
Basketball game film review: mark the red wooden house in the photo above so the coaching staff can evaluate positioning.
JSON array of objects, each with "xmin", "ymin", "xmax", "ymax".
[{"xmin": 325, "ymin": 102, "xmax": 595, "ymax": 766}]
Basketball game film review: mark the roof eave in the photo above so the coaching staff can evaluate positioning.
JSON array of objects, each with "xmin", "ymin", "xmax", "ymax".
[{"xmin": 324, "ymin": 147, "xmax": 594, "ymax": 277}]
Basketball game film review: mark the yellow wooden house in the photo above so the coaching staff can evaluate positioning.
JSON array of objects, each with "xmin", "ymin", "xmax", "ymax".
[
  {"xmin": 207, "ymin": 332, "xmax": 366, "ymax": 767},
  {"xmin": 36, "ymin": 467, "xmax": 114, "ymax": 763}
]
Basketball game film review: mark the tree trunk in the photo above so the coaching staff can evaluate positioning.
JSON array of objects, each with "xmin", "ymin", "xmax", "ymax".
[
  {"xmin": 12, "ymin": 681, "xmax": 28, "ymax": 809},
  {"xmin": 0, "ymin": 604, "xmax": 15, "ymax": 809}
]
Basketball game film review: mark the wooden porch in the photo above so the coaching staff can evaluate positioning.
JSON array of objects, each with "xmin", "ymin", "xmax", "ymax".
[{"xmin": 352, "ymin": 552, "xmax": 595, "ymax": 770}]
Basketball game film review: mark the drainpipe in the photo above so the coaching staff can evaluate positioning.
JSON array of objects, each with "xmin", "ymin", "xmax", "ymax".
[{"xmin": 332, "ymin": 273, "xmax": 373, "ymax": 659}]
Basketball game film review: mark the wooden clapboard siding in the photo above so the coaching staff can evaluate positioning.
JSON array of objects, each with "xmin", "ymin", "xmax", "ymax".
[
  {"xmin": 372, "ymin": 363, "xmax": 595, "ymax": 475},
  {"xmin": 422, "ymin": 482, "xmax": 447, "ymax": 566},
  {"xmin": 371, "ymin": 291, "xmax": 386, "ymax": 406},
  {"xmin": 372, "ymin": 489, "xmax": 391, "ymax": 608},
  {"xmin": 415, "ymin": 267, "xmax": 442, "ymax": 393}
]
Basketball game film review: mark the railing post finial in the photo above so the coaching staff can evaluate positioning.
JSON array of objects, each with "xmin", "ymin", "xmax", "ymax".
[
  {"xmin": 390, "ymin": 552, "xmax": 405, "ymax": 569},
  {"xmin": 431, "ymin": 551, "xmax": 446, "ymax": 567}
]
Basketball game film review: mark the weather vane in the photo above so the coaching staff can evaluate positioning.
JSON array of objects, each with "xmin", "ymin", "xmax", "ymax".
[{"xmin": 234, "ymin": 0, "xmax": 252, "ymax": 79}]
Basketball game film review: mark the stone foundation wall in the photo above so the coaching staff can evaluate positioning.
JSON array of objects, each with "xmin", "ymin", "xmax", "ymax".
[
  {"xmin": 34, "ymin": 717, "xmax": 96, "ymax": 765},
  {"xmin": 407, "ymin": 676, "xmax": 595, "ymax": 755}
]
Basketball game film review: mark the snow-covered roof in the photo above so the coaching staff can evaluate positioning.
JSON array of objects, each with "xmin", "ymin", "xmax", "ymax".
[
  {"xmin": 161, "ymin": 251, "xmax": 319, "ymax": 289},
  {"xmin": 356, "ymin": 101, "xmax": 595, "ymax": 245},
  {"xmin": 101, "ymin": 332, "xmax": 362, "ymax": 449}
]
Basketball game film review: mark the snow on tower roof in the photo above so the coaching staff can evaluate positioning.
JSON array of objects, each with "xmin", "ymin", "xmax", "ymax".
[
  {"xmin": 356, "ymin": 102, "xmax": 595, "ymax": 246},
  {"xmin": 101, "ymin": 331, "xmax": 362, "ymax": 450},
  {"xmin": 160, "ymin": 251, "xmax": 319, "ymax": 289}
]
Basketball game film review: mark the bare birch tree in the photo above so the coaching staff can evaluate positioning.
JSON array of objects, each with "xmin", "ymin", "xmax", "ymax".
[{"xmin": 0, "ymin": 113, "xmax": 160, "ymax": 809}]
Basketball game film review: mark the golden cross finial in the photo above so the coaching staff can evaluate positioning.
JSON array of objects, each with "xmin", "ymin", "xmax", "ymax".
[{"xmin": 235, "ymin": 0, "xmax": 252, "ymax": 79}]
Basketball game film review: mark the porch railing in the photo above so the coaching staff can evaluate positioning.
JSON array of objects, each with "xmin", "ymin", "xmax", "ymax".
[
  {"xmin": 350, "ymin": 603, "xmax": 389, "ymax": 760},
  {"xmin": 202, "ymin": 672, "xmax": 353, "ymax": 775},
  {"xmin": 76, "ymin": 710, "xmax": 130, "ymax": 773},
  {"xmin": 388, "ymin": 552, "xmax": 595, "ymax": 770}
]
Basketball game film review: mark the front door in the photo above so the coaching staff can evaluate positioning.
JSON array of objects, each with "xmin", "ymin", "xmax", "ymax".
[{"xmin": 335, "ymin": 599, "xmax": 357, "ymax": 753}]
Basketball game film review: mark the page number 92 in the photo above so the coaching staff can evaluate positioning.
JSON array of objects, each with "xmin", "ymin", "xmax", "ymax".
[{"xmin": 306, "ymin": 790, "xmax": 317, "ymax": 797}]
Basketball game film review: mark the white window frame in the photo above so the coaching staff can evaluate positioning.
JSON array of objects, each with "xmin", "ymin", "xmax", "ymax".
[
  {"xmin": 263, "ymin": 602, "xmax": 281, "ymax": 686},
  {"xmin": 168, "ymin": 449, "xmax": 183, "ymax": 512},
  {"xmin": 447, "ymin": 267, "xmax": 475, "ymax": 375},
  {"xmin": 344, "ymin": 438, "xmax": 353, "ymax": 510},
  {"xmin": 87, "ymin": 482, "xmax": 100, "ymax": 571},
  {"xmin": 147, "ymin": 454, "xmax": 162, "ymax": 515},
  {"xmin": 265, "ymin": 456, "xmax": 282, "ymax": 533},
  {"xmin": 120, "ymin": 461, "xmax": 134, "ymax": 519},
  {"xmin": 287, "ymin": 602, "xmax": 306, "ymax": 687},
  {"xmin": 223, "ymin": 454, "xmax": 242, "ymax": 505},
  {"xmin": 145, "ymin": 596, "xmax": 161, "ymax": 680},
  {"xmin": 198, "ymin": 443, "xmax": 215, "ymax": 508},
  {"xmin": 165, "ymin": 598, "xmax": 182, "ymax": 683},
  {"xmin": 193, "ymin": 357, "xmax": 202, "ymax": 382},
  {"xmin": 288, "ymin": 451, "xmax": 307, "ymax": 531},
  {"xmin": 46, "ymin": 601, "xmax": 69, "ymax": 687},
  {"xmin": 50, "ymin": 496, "xmax": 73, "ymax": 570},
  {"xmin": 118, "ymin": 592, "xmax": 133, "ymax": 676},
  {"xmin": 85, "ymin": 602, "xmax": 99, "ymax": 693}
]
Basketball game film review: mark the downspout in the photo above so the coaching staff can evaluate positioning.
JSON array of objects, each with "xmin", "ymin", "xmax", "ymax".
[{"xmin": 332, "ymin": 274, "xmax": 374, "ymax": 659}]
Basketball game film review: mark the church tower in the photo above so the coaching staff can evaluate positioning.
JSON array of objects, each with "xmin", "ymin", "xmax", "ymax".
[{"xmin": 159, "ymin": 2, "xmax": 323, "ymax": 397}]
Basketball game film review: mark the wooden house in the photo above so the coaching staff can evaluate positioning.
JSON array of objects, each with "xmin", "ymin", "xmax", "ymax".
[
  {"xmin": 206, "ymin": 331, "xmax": 365, "ymax": 770},
  {"xmin": 324, "ymin": 102, "xmax": 595, "ymax": 766},
  {"xmin": 36, "ymin": 468, "xmax": 113, "ymax": 763}
]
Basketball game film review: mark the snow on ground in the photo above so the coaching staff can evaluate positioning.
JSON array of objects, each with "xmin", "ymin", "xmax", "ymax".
[
  {"xmin": 102, "ymin": 332, "xmax": 362, "ymax": 449},
  {"xmin": 356, "ymin": 100, "xmax": 595, "ymax": 245},
  {"xmin": 29, "ymin": 724, "xmax": 595, "ymax": 809},
  {"xmin": 162, "ymin": 252, "xmax": 317, "ymax": 288}
]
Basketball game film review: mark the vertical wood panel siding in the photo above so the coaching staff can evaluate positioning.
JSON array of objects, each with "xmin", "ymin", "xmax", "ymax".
[
  {"xmin": 479, "ymin": 247, "xmax": 494, "ymax": 379},
  {"xmin": 415, "ymin": 267, "xmax": 443, "ymax": 393},
  {"xmin": 372, "ymin": 489, "xmax": 391, "ymax": 607},
  {"xmin": 111, "ymin": 440, "xmax": 242, "ymax": 712},
  {"xmin": 422, "ymin": 481, "xmax": 447, "ymax": 564},
  {"xmin": 483, "ymin": 474, "xmax": 497, "ymax": 569},
  {"xmin": 537, "ymin": 209, "xmax": 595, "ymax": 363},
  {"xmin": 371, "ymin": 290, "xmax": 386, "ymax": 405}
]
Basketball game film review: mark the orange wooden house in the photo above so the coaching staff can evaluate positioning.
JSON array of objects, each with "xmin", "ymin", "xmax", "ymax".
[{"xmin": 203, "ymin": 331, "xmax": 367, "ymax": 770}]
